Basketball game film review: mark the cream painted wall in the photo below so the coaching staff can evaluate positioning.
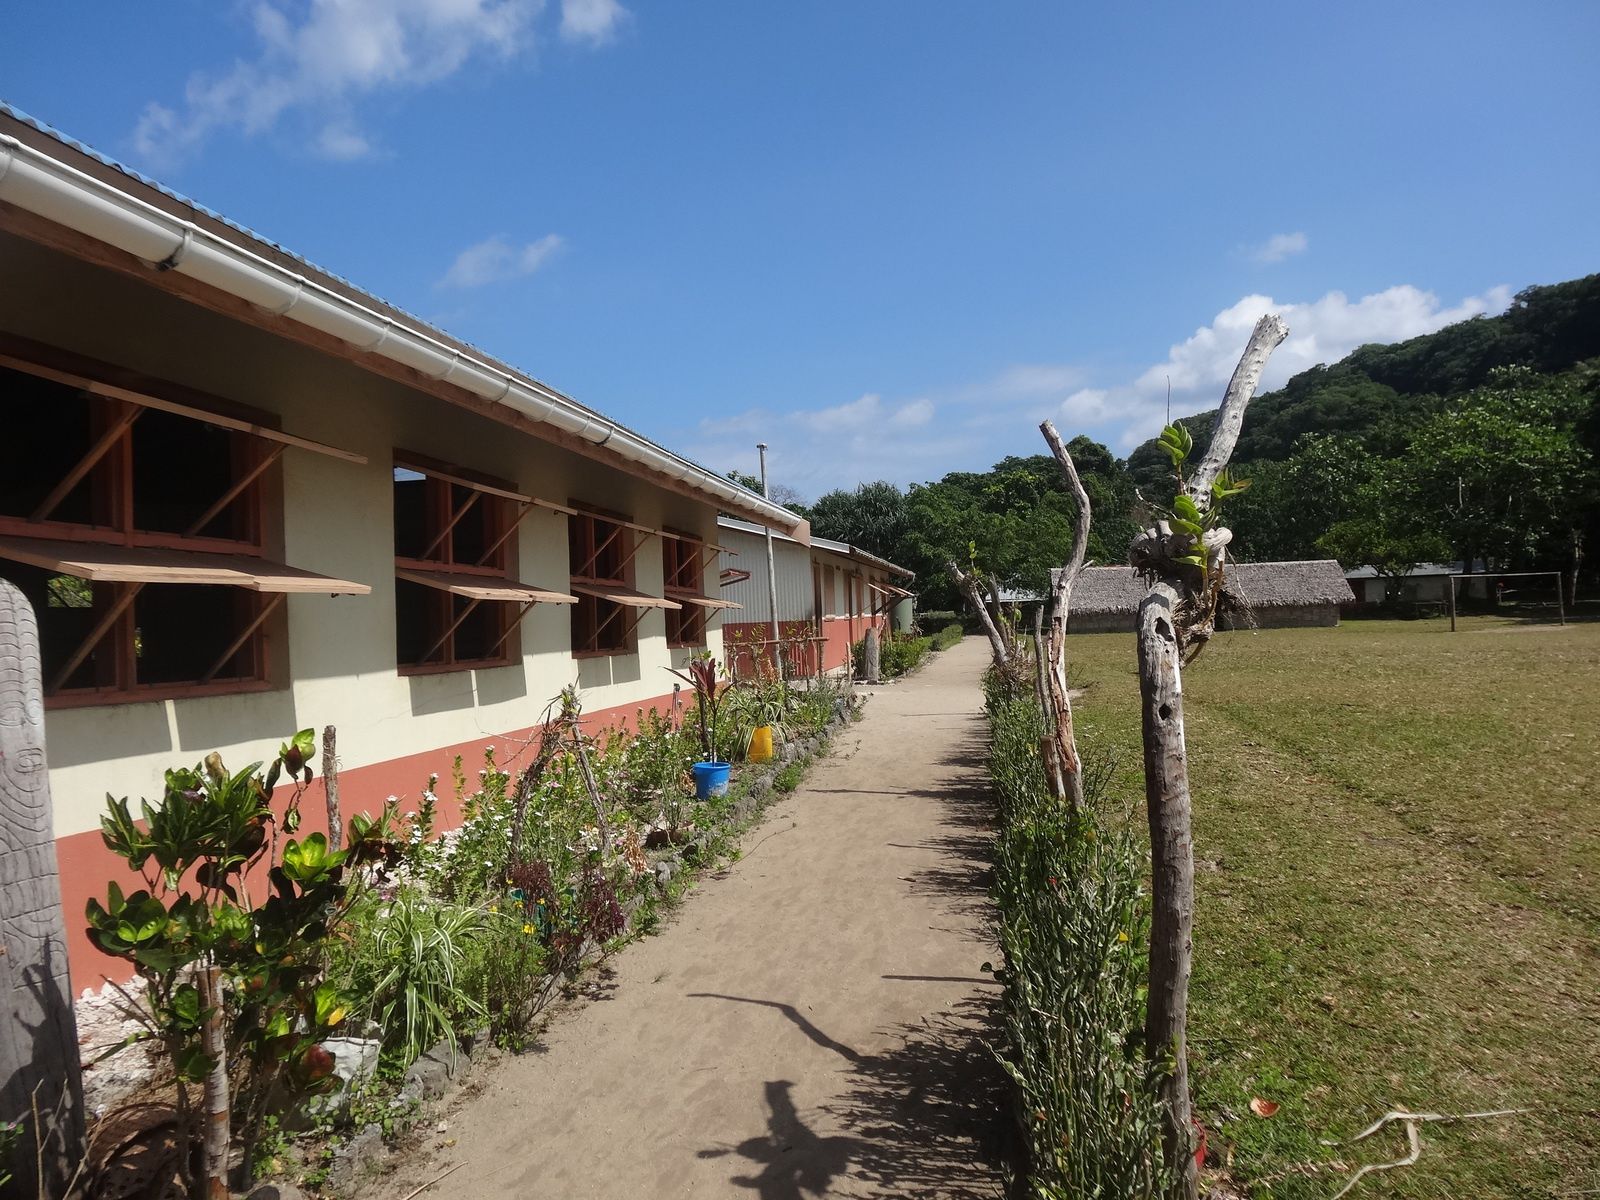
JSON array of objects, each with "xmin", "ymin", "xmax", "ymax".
[{"xmin": 0, "ymin": 233, "xmax": 723, "ymax": 838}]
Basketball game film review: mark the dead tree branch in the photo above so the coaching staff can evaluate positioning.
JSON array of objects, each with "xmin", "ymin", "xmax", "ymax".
[
  {"xmin": 1132, "ymin": 314, "xmax": 1288, "ymax": 1200},
  {"xmin": 1327, "ymin": 1108, "xmax": 1525, "ymax": 1199},
  {"xmin": 946, "ymin": 560, "xmax": 1010, "ymax": 670},
  {"xmin": 1037, "ymin": 419, "xmax": 1093, "ymax": 809},
  {"xmin": 1186, "ymin": 313, "xmax": 1290, "ymax": 505},
  {"xmin": 321, "ymin": 725, "xmax": 340, "ymax": 851}
]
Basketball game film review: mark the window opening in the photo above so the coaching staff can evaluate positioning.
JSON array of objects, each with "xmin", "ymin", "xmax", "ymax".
[
  {"xmin": 391, "ymin": 458, "xmax": 573, "ymax": 671},
  {"xmin": 0, "ymin": 360, "xmax": 300, "ymax": 702}
]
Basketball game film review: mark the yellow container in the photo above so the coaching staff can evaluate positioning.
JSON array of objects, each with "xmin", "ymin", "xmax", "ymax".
[{"xmin": 748, "ymin": 725, "xmax": 775, "ymax": 763}]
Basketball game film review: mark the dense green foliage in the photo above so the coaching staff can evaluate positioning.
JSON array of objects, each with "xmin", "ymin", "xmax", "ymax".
[
  {"xmin": 851, "ymin": 629, "xmax": 934, "ymax": 678},
  {"xmin": 986, "ymin": 680, "xmax": 1172, "ymax": 1198},
  {"xmin": 89, "ymin": 731, "xmax": 409, "ymax": 1192}
]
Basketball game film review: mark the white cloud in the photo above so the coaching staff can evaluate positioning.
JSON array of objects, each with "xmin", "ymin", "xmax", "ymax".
[
  {"xmin": 439, "ymin": 233, "xmax": 564, "ymax": 288},
  {"xmin": 985, "ymin": 363, "xmax": 1089, "ymax": 399},
  {"xmin": 133, "ymin": 0, "xmax": 548, "ymax": 164},
  {"xmin": 687, "ymin": 393, "xmax": 953, "ymax": 497},
  {"xmin": 313, "ymin": 122, "xmax": 376, "ymax": 161},
  {"xmin": 1105, "ymin": 283, "xmax": 1514, "ymax": 447},
  {"xmin": 1248, "ymin": 231, "xmax": 1309, "ymax": 264},
  {"xmin": 684, "ymin": 280, "xmax": 1514, "ymax": 493},
  {"xmin": 890, "ymin": 398, "xmax": 934, "ymax": 429},
  {"xmin": 560, "ymin": 0, "xmax": 628, "ymax": 43}
]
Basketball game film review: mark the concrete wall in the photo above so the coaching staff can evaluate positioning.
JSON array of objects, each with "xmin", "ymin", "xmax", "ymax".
[{"xmin": 0, "ymin": 232, "xmax": 730, "ymax": 980}]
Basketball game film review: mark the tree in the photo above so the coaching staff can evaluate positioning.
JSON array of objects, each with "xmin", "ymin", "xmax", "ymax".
[
  {"xmin": 1228, "ymin": 433, "xmax": 1377, "ymax": 562},
  {"xmin": 808, "ymin": 481, "xmax": 910, "ymax": 559},
  {"xmin": 1401, "ymin": 367, "xmax": 1590, "ymax": 571}
]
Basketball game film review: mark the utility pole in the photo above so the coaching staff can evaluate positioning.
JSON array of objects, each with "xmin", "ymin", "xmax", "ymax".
[{"xmin": 758, "ymin": 443, "xmax": 783, "ymax": 677}]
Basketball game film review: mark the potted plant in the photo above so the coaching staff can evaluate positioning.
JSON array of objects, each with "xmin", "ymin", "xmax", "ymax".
[
  {"xmin": 667, "ymin": 652, "xmax": 732, "ymax": 798},
  {"xmin": 744, "ymin": 678, "xmax": 786, "ymax": 764}
]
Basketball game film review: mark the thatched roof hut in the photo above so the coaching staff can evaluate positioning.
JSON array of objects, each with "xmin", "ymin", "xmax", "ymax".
[{"xmin": 1063, "ymin": 560, "xmax": 1355, "ymax": 633}]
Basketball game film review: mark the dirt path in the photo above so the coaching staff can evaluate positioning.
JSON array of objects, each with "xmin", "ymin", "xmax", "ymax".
[{"xmin": 362, "ymin": 636, "xmax": 1004, "ymax": 1199}]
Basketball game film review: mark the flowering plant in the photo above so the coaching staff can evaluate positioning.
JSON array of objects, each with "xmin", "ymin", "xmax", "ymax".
[{"xmin": 666, "ymin": 651, "xmax": 732, "ymax": 762}]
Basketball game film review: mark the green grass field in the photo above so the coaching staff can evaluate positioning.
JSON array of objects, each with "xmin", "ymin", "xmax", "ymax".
[{"xmin": 1067, "ymin": 616, "xmax": 1600, "ymax": 1199}]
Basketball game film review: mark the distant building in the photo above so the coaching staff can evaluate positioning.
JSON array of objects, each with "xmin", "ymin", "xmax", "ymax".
[
  {"xmin": 1066, "ymin": 561, "xmax": 1355, "ymax": 633},
  {"xmin": 716, "ymin": 518, "xmax": 914, "ymax": 677},
  {"xmin": 1343, "ymin": 562, "xmax": 1487, "ymax": 605}
]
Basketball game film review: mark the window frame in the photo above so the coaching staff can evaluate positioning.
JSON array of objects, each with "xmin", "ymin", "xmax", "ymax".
[
  {"xmin": 0, "ymin": 346, "xmax": 295, "ymax": 708},
  {"xmin": 568, "ymin": 505, "xmax": 643, "ymax": 657},
  {"xmin": 662, "ymin": 530, "xmax": 711, "ymax": 648},
  {"xmin": 392, "ymin": 453, "xmax": 529, "ymax": 675}
]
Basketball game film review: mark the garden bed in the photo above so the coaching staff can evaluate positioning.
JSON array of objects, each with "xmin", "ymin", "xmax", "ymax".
[{"xmin": 75, "ymin": 672, "xmax": 860, "ymax": 1199}]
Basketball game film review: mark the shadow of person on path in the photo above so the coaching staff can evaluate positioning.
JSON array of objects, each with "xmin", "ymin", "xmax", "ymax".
[
  {"xmin": 698, "ymin": 1079, "xmax": 856, "ymax": 1200},
  {"xmin": 693, "ymin": 996, "xmax": 1006, "ymax": 1199},
  {"xmin": 817, "ymin": 994, "xmax": 1006, "ymax": 1199}
]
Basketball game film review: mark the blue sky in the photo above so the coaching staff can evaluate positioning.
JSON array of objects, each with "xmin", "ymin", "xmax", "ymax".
[{"xmin": 7, "ymin": 1, "xmax": 1599, "ymax": 499}]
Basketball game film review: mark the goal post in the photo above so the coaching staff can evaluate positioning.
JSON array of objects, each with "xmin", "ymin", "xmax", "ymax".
[{"xmin": 1447, "ymin": 571, "xmax": 1566, "ymax": 631}]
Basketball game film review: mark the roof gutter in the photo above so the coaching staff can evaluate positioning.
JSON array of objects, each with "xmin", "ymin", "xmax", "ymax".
[{"xmin": 0, "ymin": 132, "xmax": 807, "ymax": 540}]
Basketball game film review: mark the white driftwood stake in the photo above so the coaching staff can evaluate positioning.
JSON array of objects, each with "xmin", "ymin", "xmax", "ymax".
[
  {"xmin": 1134, "ymin": 312, "xmax": 1288, "ymax": 1199},
  {"xmin": 1137, "ymin": 581, "xmax": 1197, "ymax": 1194},
  {"xmin": 1039, "ymin": 419, "xmax": 1093, "ymax": 809},
  {"xmin": 945, "ymin": 560, "xmax": 1009, "ymax": 669}
]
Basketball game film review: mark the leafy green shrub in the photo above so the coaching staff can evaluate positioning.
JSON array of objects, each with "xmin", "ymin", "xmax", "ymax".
[
  {"xmin": 851, "ymin": 631, "xmax": 933, "ymax": 679},
  {"xmin": 931, "ymin": 622, "xmax": 963, "ymax": 651},
  {"xmin": 986, "ymin": 687, "xmax": 1174, "ymax": 1198},
  {"xmin": 86, "ymin": 731, "xmax": 406, "ymax": 1193},
  {"xmin": 773, "ymin": 762, "xmax": 806, "ymax": 793},
  {"xmin": 349, "ymin": 892, "xmax": 487, "ymax": 1063}
]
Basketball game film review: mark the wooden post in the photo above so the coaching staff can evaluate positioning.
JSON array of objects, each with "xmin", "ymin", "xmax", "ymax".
[
  {"xmin": 1449, "ymin": 574, "xmax": 1457, "ymax": 632},
  {"xmin": 1556, "ymin": 573, "xmax": 1566, "ymax": 626},
  {"xmin": 1137, "ymin": 584, "xmax": 1198, "ymax": 1198},
  {"xmin": 322, "ymin": 725, "xmax": 341, "ymax": 852},
  {"xmin": 200, "ymin": 964, "xmax": 231, "ymax": 1200},
  {"xmin": 1130, "ymin": 314, "xmax": 1288, "ymax": 1197},
  {"xmin": 0, "ymin": 581, "xmax": 86, "ymax": 1198},
  {"xmin": 1039, "ymin": 420, "xmax": 1093, "ymax": 810}
]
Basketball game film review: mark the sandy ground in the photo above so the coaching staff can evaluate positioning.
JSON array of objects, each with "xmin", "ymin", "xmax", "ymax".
[{"xmin": 360, "ymin": 636, "xmax": 1005, "ymax": 1200}]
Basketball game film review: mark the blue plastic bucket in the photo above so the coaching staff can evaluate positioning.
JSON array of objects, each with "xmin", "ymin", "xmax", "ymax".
[{"xmin": 692, "ymin": 760, "xmax": 731, "ymax": 799}]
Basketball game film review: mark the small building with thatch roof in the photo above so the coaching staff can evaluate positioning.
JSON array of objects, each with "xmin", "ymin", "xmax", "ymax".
[{"xmin": 1065, "ymin": 560, "xmax": 1356, "ymax": 633}]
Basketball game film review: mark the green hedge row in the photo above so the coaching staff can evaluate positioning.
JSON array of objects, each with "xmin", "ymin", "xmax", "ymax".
[{"xmin": 985, "ymin": 678, "xmax": 1175, "ymax": 1197}]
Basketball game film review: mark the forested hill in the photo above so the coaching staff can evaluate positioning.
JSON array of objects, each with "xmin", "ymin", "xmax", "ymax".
[
  {"xmin": 762, "ymin": 271, "xmax": 1599, "ymax": 611},
  {"xmin": 1127, "ymin": 272, "xmax": 1600, "ymax": 493}
]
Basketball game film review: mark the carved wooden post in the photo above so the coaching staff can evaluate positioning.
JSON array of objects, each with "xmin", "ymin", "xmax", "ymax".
[
  {"xmin": 0, "ymin": 580, "xmax": 85, "ymax": 1199},
  {"xmin": 1137, "ymin": 582, "xmax": 1197, "ymax": 1197}
]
